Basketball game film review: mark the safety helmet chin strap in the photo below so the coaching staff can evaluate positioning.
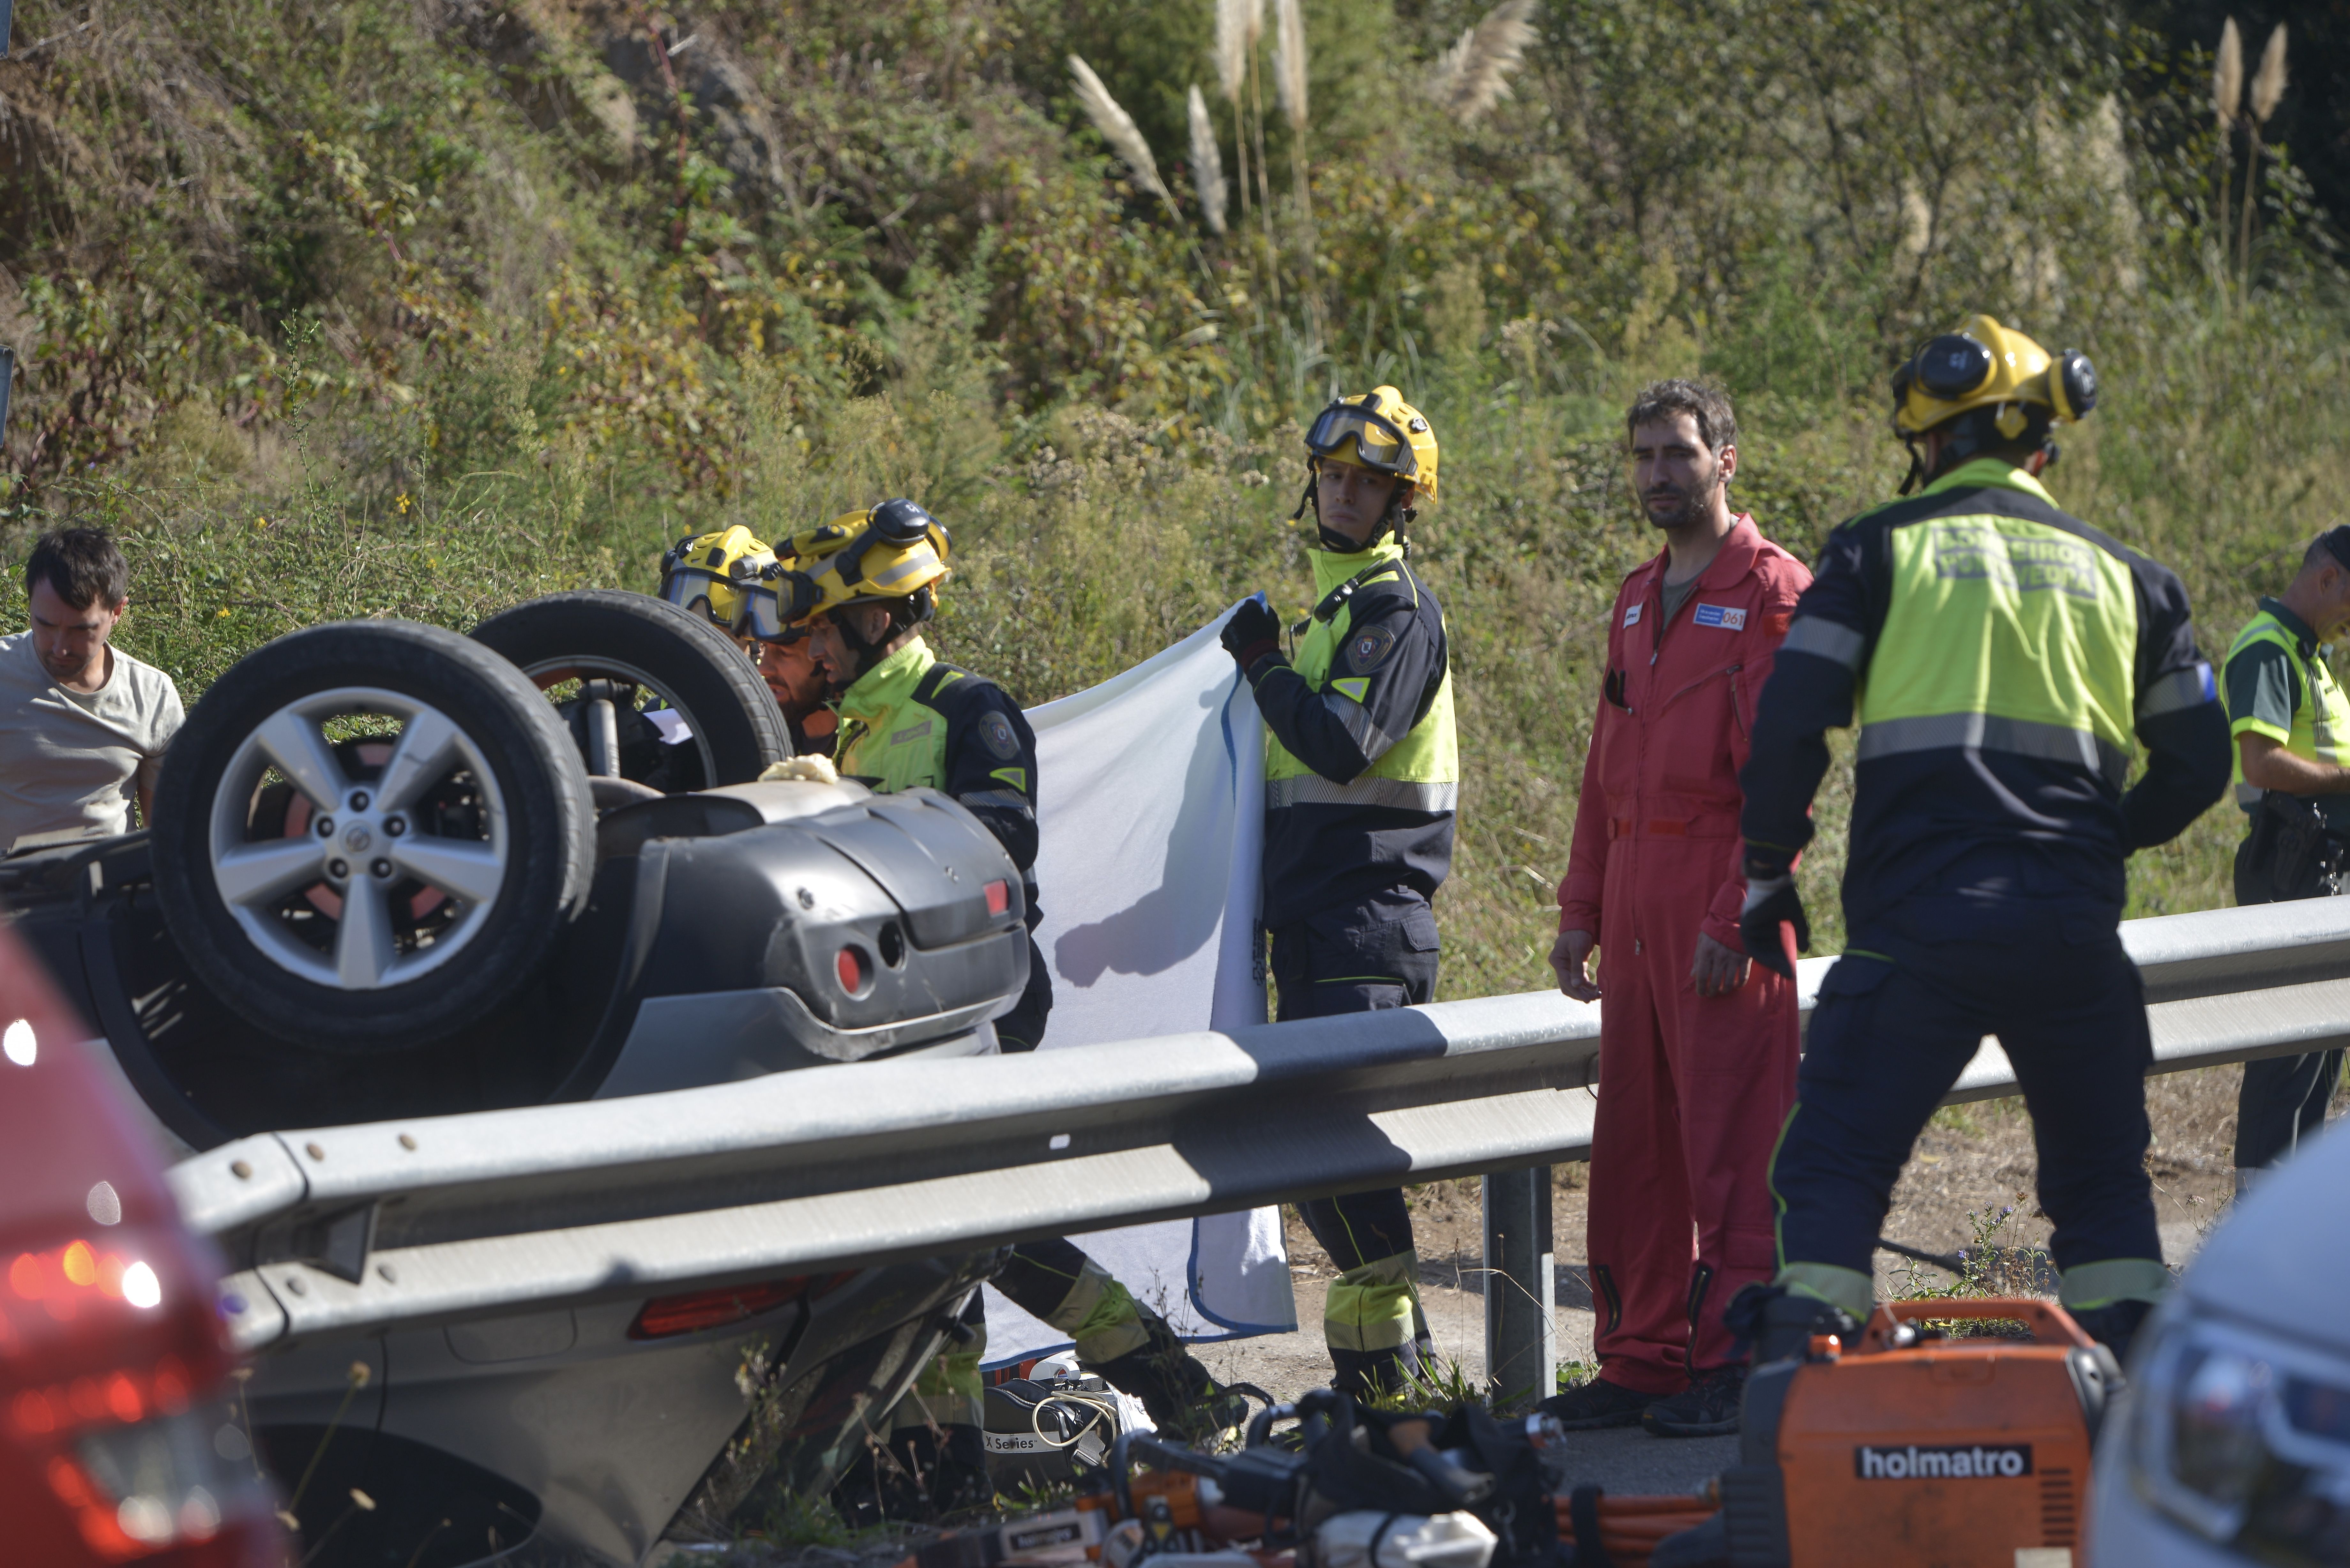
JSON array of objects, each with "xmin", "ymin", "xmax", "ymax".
[
  {"xmin": 829, "ymin": 588, "xmax": 936, "ymax": 682},
  {"xmin": 1295, "ymin": 468, "xmax": 1416, "ymax": 555}
]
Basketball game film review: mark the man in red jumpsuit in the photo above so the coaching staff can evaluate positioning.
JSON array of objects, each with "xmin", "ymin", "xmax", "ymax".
[{"xmin": 1545, "ymin": 381, "xmax": 1810, "ymax": 1437}]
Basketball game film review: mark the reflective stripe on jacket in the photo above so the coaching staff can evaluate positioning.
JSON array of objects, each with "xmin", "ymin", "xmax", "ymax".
[
  {"xmin": 834, "ymin": 635, "xmax": 1042, "ymax": 877},
  {"xmin": 1246, "ymin": 537, "xmax": 1458, "ymax": 929},
  {"xmin": 1855, "ymin": 471, "xmax": 2142, "ymax": 788},
  {"xmin": 2222, "ymin": 601, "xmax": 2350, "ymax": 811},
  {"xmin": 1740, "ymin": 458, "xmax": 2224, "ymax": 926}
]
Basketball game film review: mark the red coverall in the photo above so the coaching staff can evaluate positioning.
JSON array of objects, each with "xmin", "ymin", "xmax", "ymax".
[{"xmin": 1557, "ymin": 515, "xmax": 1810, "ymax": 1392}]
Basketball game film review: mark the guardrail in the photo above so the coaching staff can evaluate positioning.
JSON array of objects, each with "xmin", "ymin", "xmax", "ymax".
[{"xmin": 169, "ymin": 896, "xmax": 2350, "ymax": 1356}]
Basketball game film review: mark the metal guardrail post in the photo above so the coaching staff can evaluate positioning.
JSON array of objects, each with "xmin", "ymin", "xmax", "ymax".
[{"xmin": 1481, "ymin": 1166, "xmax": 1555, "ymax": 1412}]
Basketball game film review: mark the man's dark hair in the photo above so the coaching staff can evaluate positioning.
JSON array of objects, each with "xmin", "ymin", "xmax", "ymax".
[
  {"xmin": 1626, "ymin": 379, "xmax": 1738, "ymax": 455},
  {"xmin": 1930, "ymin": 403, "xmax": 2054, "ymax": 476},
  {"xmin": 25, "ymin": 528, "xmax": 130, "ymax": 610},
  {"xmin": 2304, "ymin": 529, "xmax": 2350, "ymax": 574}
]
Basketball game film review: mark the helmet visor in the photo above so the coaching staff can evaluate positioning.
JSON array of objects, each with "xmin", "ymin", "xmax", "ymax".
[
  {"xmin": 661, "ymin": 566, "xmax": 730, "ymax": 623},
  {"xmin": 1305, "ymin": 403, "xmax": 1418, "ymax": 482},
  {"xmin": 743, "ymin": 570, "xmax": 825, "ymax": 641},
  {"xmin": 741, "ymin": 584, "xmax": 787, "ymax": 642}
]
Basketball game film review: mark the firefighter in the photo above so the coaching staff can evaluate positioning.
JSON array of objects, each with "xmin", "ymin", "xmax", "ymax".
[
  {"xmin": 756, "ymin": 632, "xmax": 838, "ymax": 756},
  {"xmin": 767, "ymin": 502, "xmax": 1239, "ymax": 1511},
  {"xmin": 656, "ymin": 524, "xmax": 843, "ymax": 756},
  {"xmin": 2218, "ymin": 531, "xmax": 2350, "ymax": 1189},
  {"xmin": 1730, "ymin": 316, "xmax": 2229, "ymax": 1363},
  {"xmin": 1220, "ymin": 387, "xmax": 1457, "ymax": 1399},
  {"xmin": 1545, "ymin": 381, "xmax": 1810, "ymax": 1437}
]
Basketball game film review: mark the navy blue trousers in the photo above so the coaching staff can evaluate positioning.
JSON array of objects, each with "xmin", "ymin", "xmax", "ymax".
[
  {"xmin": 1772, "ymin": 901, "xmax": 2161, "ymax": 1281},
  {"xmin": 1270, "ymin": 896, "xmax": 1436, "ymax": 1279}
]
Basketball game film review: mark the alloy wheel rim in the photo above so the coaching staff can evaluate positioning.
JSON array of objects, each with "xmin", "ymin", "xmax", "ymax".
[{"xmin": 206, "ymin": 686, "xmax": 510, "ymax": 991}]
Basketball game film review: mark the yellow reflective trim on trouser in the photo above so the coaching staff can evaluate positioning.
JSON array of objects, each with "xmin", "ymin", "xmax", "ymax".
[
  {"xmin": 2057, "ymin": 1257, "xmax": 2170, "ymax": 1311},
  {"xmin": 891, "ymin": 1316, "xmax": 987, "ymax": 1431},
  {"xmin": 1323, "ymin": 1249, "xmax": 1423, "ymax": 1353},
  {"xmin": 1766, "ymin": 1104, "xmax": 1801, "ymax": 1274},
  {"xmin": 1046, "ymin": 1261, "xmax": 1152, "ymax": 1365},
  {"xmin": 1774, "ymin": 1263, "xmax": 1876, "ymax": 1324}
]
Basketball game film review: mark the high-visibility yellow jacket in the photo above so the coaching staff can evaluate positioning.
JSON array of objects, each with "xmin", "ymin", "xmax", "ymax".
[
  {"xmin": 2220, "ymin": 596, "xmax": 2350, "ymax": 830},
  {"xmin": 1240, "ymin": 537, "xmax": 1459, "ymax": 928},
  {"xmin": 1741, "ymin": 458, "xmax": 2225, "ymax": 926}
]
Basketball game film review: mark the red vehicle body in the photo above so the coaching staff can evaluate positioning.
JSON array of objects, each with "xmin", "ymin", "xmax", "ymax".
[{"xmin": 0, "ymin": 922, "xmax": 283, "ymax": 1566}]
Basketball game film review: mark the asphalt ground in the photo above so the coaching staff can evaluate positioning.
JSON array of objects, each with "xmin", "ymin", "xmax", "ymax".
[{"xmin": 1191, "ymin": 1260, "xmax": 1730, "ymax": 1498}]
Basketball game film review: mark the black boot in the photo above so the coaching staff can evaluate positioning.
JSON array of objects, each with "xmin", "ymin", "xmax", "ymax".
[
  {"xmin": 832, "ymin": 1430, "xmax": 934, "ymax": 1527},
  {"xmin": 2067, "ymin": 1299, "xmax": 2153, "ymax": 1365},
  {"xmin": 931, "ymin": 1422, "xmax": 994, "ymax": 1513},
  {"xmin": 832, "ymin": 1424, "xmax": 993, "ymax": 1525},
  {"xmin": 1090, "ymin": 1315, "xmax": 1252, "ymax": 1441},
  {"xmin": 1328, "ymin": 1342, "xmax": 1425, "ymax": 1403},
  {"xmin": 1723, "ymin": 1283, "xmax": 1859, "ymax": 1366}
]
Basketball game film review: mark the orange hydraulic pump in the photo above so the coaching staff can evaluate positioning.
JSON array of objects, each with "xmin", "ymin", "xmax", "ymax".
[{"xmin": 1651, "ymin": 1297, "xmax": 2121, "ymax": 1567}]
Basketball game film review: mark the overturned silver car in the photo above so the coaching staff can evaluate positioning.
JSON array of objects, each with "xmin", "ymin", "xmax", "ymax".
[{"xmin": 3, "ymin": 593, "xmax": 1030, "ymax": 1565}]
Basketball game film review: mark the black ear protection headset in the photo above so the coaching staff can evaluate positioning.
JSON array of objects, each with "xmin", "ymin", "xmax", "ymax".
[
  {"xmin": 1891, "ymin": 334, "xmax": 2098, "ymax": 494},
  {"xmin": 805, "ymin": 499, "xmax": 948, "ymax": 678}
]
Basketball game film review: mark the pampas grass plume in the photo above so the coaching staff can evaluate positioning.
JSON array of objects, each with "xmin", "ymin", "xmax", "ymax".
[
  {"xmin": 1429, "ymin": 0, "xmax": 1539, "ymax": 124},
  {"xmin": 2250, "ymin": 23, "xmax": 2287, "ymax": 124},
  {"xmin": 1068, "ymin": 55, "xmax": 1170, "ymax": 202},
  {"xmin": 1214, "ymin": 0, "xmax": 1257, "ymax": 102},
  {"xmin": 1187, "ymin": 84, "xmax": 1228, "ymax": 235},
  {"xmin": 1274, "ymin": 0, "xmax": 1308, "ymax": 133},
  {"xmin": 2213, "ymin": 17, "xmax": 2242, "ymax": 130}
]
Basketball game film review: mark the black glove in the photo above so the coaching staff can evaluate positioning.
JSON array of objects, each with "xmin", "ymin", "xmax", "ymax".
[
  {"xmin": 1739, "ymin": 872, "xmax": 1811, "ymax": 980},
  {"xmin": 1221, "ymin": 593, "xmax": 1283, "ymax": 671}
]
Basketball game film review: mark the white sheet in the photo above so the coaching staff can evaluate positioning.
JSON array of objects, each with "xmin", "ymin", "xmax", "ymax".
[{"xmin": 978, "ymin": 605, "xmax": 1298, "ymax": 1363}]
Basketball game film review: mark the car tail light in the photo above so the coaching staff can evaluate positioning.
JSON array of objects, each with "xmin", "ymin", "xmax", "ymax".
[
  {"xmin": 627, "ymin": 1272, "xmax": 858, "ymax": 1340},
  {"xmin": 835, "ymin": 946, "xmax": 866, "ymax": 993},
  {"xmin": 0, "ymin": 925, "xmax": 285, "ymax": 1566},
  {"xmin": 47, "ymin": 1403, "xmax": 257, "ymax": 1560},
  {"xmin": 983, "ymin": 879, "xmax": 1009, "ymax": 916}
]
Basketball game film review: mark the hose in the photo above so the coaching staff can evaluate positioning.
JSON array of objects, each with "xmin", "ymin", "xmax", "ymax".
[{"xmin": 1551, "ymin": 1492, "xmax": 1718, "ymax": 1568}]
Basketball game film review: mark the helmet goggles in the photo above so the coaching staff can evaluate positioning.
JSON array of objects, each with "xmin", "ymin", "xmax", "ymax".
[
  {"xmin": 740, "ymin": 501, "xmax": 952, "ymax": 643},
  {"xmin": 738, "ymin": 569, "xmax": 819, "ymax": 643},
  {"xmin": 1306, "ymin": 402, "xmax": 1420, "ymax": 484},
  {"xmin": 658, "ymin": 527, "xmax": 776, "ymax": 637}
]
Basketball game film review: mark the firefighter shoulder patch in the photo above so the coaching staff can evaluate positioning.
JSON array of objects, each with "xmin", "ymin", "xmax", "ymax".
[
  {"xmin": 1346, "ymin": 624, "xmax": 1397, "ymax": 673},
  {"xmin": 977, "ymin": 708, "xmax": 1021, "ymax": 761}
]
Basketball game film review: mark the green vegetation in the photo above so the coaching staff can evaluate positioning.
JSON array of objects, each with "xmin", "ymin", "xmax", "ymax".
[{"xmin": 1, "ymin": 0, "xmax": 2342, "ymax": 995}]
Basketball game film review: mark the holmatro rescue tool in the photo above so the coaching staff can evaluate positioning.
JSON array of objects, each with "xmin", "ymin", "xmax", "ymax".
[{"xmin": 1646, "ymin": 1297, "xmax": 2119, "ymax": 1567}]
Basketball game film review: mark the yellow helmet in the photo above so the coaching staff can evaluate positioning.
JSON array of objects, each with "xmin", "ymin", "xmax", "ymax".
[
  {"xmin": 1890, "ymin": 313, "xmax": 2098, "ymax": 441},
  {"xmin": 737, "ymin": 499, "xmax": 952, "ymax": 642},
  {"xmin": 1305, "ymin": 385, "xmax": 1440, "ymax": 503},
  {"xmin": 658, "ymin": 525, "xmax": 777, "ymax": 636}
]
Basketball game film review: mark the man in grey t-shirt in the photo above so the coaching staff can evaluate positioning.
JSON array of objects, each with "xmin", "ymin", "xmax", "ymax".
[{"xmin": 0, "ymin": 528, "xmax": 185, "ymax": 852}]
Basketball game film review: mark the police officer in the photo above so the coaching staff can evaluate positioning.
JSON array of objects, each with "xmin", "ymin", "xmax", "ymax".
[
  {"xmin": 2219, "ymin": 531, "xmax": 2350, "ymax": 1188},
  {"xmin": 768, "ymin": 502, "xmax": 1238, "ymax": 1512},
  {"xmin": 1731, "ymin": 316, "xmax": 2229, "ymax": 1361},
  {"xmin": 1221, "ymin": 387, "xmax": 1457, "ymax": 1398}
]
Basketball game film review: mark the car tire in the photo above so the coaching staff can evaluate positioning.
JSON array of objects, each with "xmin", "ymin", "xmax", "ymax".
[
  {"xmin": 469, "ymin": 590, "xmax": 790, "ymax": 790},
  {"xmin": 150, "ymin": 619, "xmax": 596, "ymax": 1051}
]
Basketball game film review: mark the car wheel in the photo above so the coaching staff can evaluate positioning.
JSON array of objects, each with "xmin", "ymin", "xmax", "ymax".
[
  {"xmin": 150, "ymin": 619, "xmax": 596, "ymax": 1051},
  {"xmin": 469, "ymin": 590, "xmax": 790, "ymax": 791}
]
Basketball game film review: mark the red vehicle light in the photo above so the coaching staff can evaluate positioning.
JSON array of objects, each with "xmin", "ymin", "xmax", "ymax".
[
  {"xmin": 627, "ymin": 1272, "xmax": 857, "ymax": 1340},
  {"xmin": 0, "ymin": 924, "xmax": 285, "ymax": 1566},
  {"xmin": 835, "ymin": 946, "xmax": 865, "ymax": 993},
  {"xmin": 983, "ymin": 879, "xmax": 1009, "ymax": 916}
]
